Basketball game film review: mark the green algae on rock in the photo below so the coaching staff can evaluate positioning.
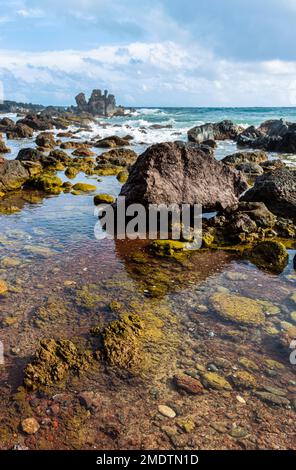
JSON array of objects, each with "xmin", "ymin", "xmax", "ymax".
[
  {"xmin": 27, "ymin": 174, "xmax": 63, "ymax": 194},
  {"xmin": 201, "ymin": 372, "xmax": 232, "ymax": 391},
  {"xmin": 71, "ymin": 183, "xmax": 97, "ymax": 193},
  {"xmin": 93, "ymin": 193, "xmax": 115, "ymax": 205},
  {"xmin": 211, "ymin": 292, "xmax": 265, "ymax": 326},
  {"xmin": 24, "ymin": 338, "xmax": 93, "ymax": 390},
  {"xmin": 117, "ymin": 170, "xmax": 129, "ymax": 184},
  {"xmin": 150, "ymin": 240, "xmax": 192, "ymax": 258},
  {"xmin": 102, "ymin": 313, "xmax": 143, "ymax": 370},
  {"xmin": 247, "ymin": 240, "xmax": 289, "ymax": 273},
  {"xmin": 231, "ymin": 370, "xmax": 257, "ymax": 389}
]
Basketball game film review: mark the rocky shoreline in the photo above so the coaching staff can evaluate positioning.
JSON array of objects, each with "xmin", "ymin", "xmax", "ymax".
[{"xmin": 0, "ymin": 111, "xmax": 296, "ymax": 450}]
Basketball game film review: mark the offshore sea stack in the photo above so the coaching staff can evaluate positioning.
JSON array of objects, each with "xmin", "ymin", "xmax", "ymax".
[
  {"xmin": 120, "ymin": 141, "xmax": 248, "ymax": 211},
  {"xmin": 75, "ymin": 89, "xmax": 122, "ymax": 117}
]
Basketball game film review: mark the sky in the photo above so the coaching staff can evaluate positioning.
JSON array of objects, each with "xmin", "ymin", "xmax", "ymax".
[{"xmin": 0, "ymin": 0, "xmax": 296, "ymax": 107}]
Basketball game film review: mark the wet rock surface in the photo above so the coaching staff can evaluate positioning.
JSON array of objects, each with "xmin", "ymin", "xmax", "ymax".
[{"xmin": 120, "ymin": 141, "xmax": 248, "ymax": 211}]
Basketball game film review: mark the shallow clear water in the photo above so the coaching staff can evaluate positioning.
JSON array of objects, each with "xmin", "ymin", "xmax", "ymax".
[{"xmin": 0, "ymin": 107, "xmax": 296, "ymax": 450}]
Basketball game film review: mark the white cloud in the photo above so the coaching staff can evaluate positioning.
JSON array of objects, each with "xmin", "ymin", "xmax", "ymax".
[
  {"xmin": 16, "ymin": 8, "xmax": 44, "ymax": 18},
  {"xmin": 1, "ymin": 40, "xmax": 296, "ymax": 106}
]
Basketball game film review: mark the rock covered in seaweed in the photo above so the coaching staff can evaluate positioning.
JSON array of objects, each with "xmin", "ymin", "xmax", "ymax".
[
  {"xmin": 101, "ymin": 313, "xmax": 143, "ymax": 370},
  {"xmin": 210, "ymin": 292, "xmax": 265, "ymax": 326},
  {"xmin": 247, "ymin": 240, "xmax": 289, "ymax": 273},
  {"xmin": 23, "ymin": 338, "xmax": 92, "ymax": 390}
]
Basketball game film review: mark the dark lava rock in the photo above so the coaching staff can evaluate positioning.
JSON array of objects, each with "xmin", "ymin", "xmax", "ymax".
[
  {"xmin": 0, "ymin": 160, "xmax": 29, "ymax": 192},
  {"xmin": 242, "ymin": 168, "xmax": 296, "ymax": 220},
  {"xmin": 6, "ymin": 123, "xmax": 34, "ymax": 139},
  {"xmin": 188, "ymin": 120, "xmax": 243, "ymax": 143},
  {"xmin": 237, "ymin": 119, "xmax": 296, "ymax": 153},
  {"xmin": 120, "ymin": 141, "xmax": 248, "ymax": 211},
  {"xmin": 16, "ymin": 147, "xmax": 44, "ymax": 162}
]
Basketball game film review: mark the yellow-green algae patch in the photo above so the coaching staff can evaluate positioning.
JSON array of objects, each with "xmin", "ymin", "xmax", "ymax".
[
  {"xmin": 93, "ymin": 193, "xmax": 115, "ymax": 205},
  {"xmin": 247, "ymin": 240, "xmax": 289, "ymax": 273},
  {"xmin": 71, "ymin": 183, "xmax": 96, "ymax": 192},
  {"xmin": 210, "ymin": 292, "xmax": 265, "ymax": 326},
  {"xmin": 102, "ymin": 313, "xmax": 143, "ymax": 370},
  {"xmin": 24, "ymin": 338, "xmax": 93, "ymax": 390}
]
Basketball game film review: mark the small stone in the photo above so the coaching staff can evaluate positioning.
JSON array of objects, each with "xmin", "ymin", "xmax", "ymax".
[
  {"xmin": 211, "ymin": 422, "xmax": 229, "ymax": 434},
  {"xmin": 262, "ymin": 385, "xmax": 287, "ymax": 397},
  {"xmin": 173, "ymin": 374, "xmax": 204, "ymax": 395},
  {"xmin": 231, "ymin": 370, "xmax": 257, "ymax": 390},
  {"xmin": 230, "ymin": 426, "xmax": 249, "ymax": 439},
  {"xmin": 236, "ymin": 395, "xmax": 246, "ymax": 404},
  {"xmin": 255, "ymin": 391, "xmax": 290, "ymax": 406},
  {"xmin": 238, "ymin": 357, "xmax": 259, "ymax": 372},
  {"xmin": 201, "ymin": 372, "xmax": 232, "ymax": 391},
  {"xmin": 207, "ymin": 363, "xmax": 219, "ymax": 372},
  {"xmin": 21, "ymin": 417, "xmax": 40, "ymax": 435},
  {"xmin": 158, "ymin": 405, "xmax": 176, "ymax": 419},
  {"xmin": 196, "ymin": 304, "xmax": 208, "ymax": 312}
]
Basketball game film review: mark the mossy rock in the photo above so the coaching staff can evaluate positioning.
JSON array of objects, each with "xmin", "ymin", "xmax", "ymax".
[
  {"xmin": 264, "ymin": 359, "xmax": 285, "ymax": 370},
  {"xmin": 238, "ymin": 357, "xmax": 259, "ymax": 372},
  {"xmin": 65, "ymin": 167, "xmax": 80, "ymax": 179},
  {"xmin": 72, "ymin": 183, "xmax": 96, "ymax": 193},
  {"xmin": 231, "ymin": 370, "xmax": 257, "ymax": 389},
  {"xmin": 150, "ymin": 240, "xmax": 189, "ymax": 258},
  {"xmin": 102, "ymin": 313, "xmax": 143, "ymax": 369},
  {"xmin": 23, "ymin": 338, "xmax": 92, "ymax": 390},
  {"xmin": 116, "ymin": 170, "xmax": 129, "ymax": 184},
  {"xmin": 93, "ymin": 193, "xmax": 115, "ymax": 205},
  {"xmin": 27, "ymin": 174, "xmax": 63, "ymax": 194},
  {"xmin": 75, "ymin": 285, "xmax": 104, "ymax": 310},
  {"xmin": 247, "ymin": 240, "xmax": 289, "ymax": 274},
  {"xmin": 201, "ymin": 372, "xmax": 232, "ymax": 391},
  {"xmin": 94, "ymin": 167, "xmax": 121, "ymax": 176},
  {"xmin": 211, "ymin": 292, "xmax": 265, "ymax": 326},
  {"xmin": 202, "ymin": 230, "xmax": 215, "ymax": 248}
]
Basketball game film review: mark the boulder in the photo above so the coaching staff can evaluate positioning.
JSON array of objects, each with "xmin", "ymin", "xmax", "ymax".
[
  {"xmin": 188, "ymin": 120, "xmax": 243, "ymax": 143},
  {"xmin": 0, "ymin": 117, "xmax": 15, "ymax": 131},
  {"xmin": 0, "ymin": 138, "xmax": 11, "ymax": 154},
  {"xmin": 17, "ymin": 113, "xmax": 54, "ymax": 131},
  {"xmin": 120, "ymin": 141, "xmax": 248, "ymax": 211},
  {"xmin": 247, "ymin": 240, "xmax": 289, "ymax": 273},
  {"xmin": 6, "ymin": 123, "xmax": 34, "ymax": 139},
  {"xmin": 235, "ymin": 162, "xmax": 264, "ymax": 176},
  {"xmin": 94, "ymin": 136, "xmax": 130, "ymax": 148},
  {"xmin": 16, "ymin": 147, "xmax": 44, "ymax": 162},
  {"xmin": 0, "ymin": 160, "xmax": 29, "ymax": 192},
  {"xmin": 35, "ymin": 132, "xmax": 56, "ymax": 148},
  {"xmin": 237, "ymin": 119, "xmax": 296, "ymax": 153},
  {"xmin": 242, "ymin": 168, "xmax": 296, "ymax": 219},
  {"xmin": 222, "ymin": 150, "xmax": 267, "ymax": 166}
]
